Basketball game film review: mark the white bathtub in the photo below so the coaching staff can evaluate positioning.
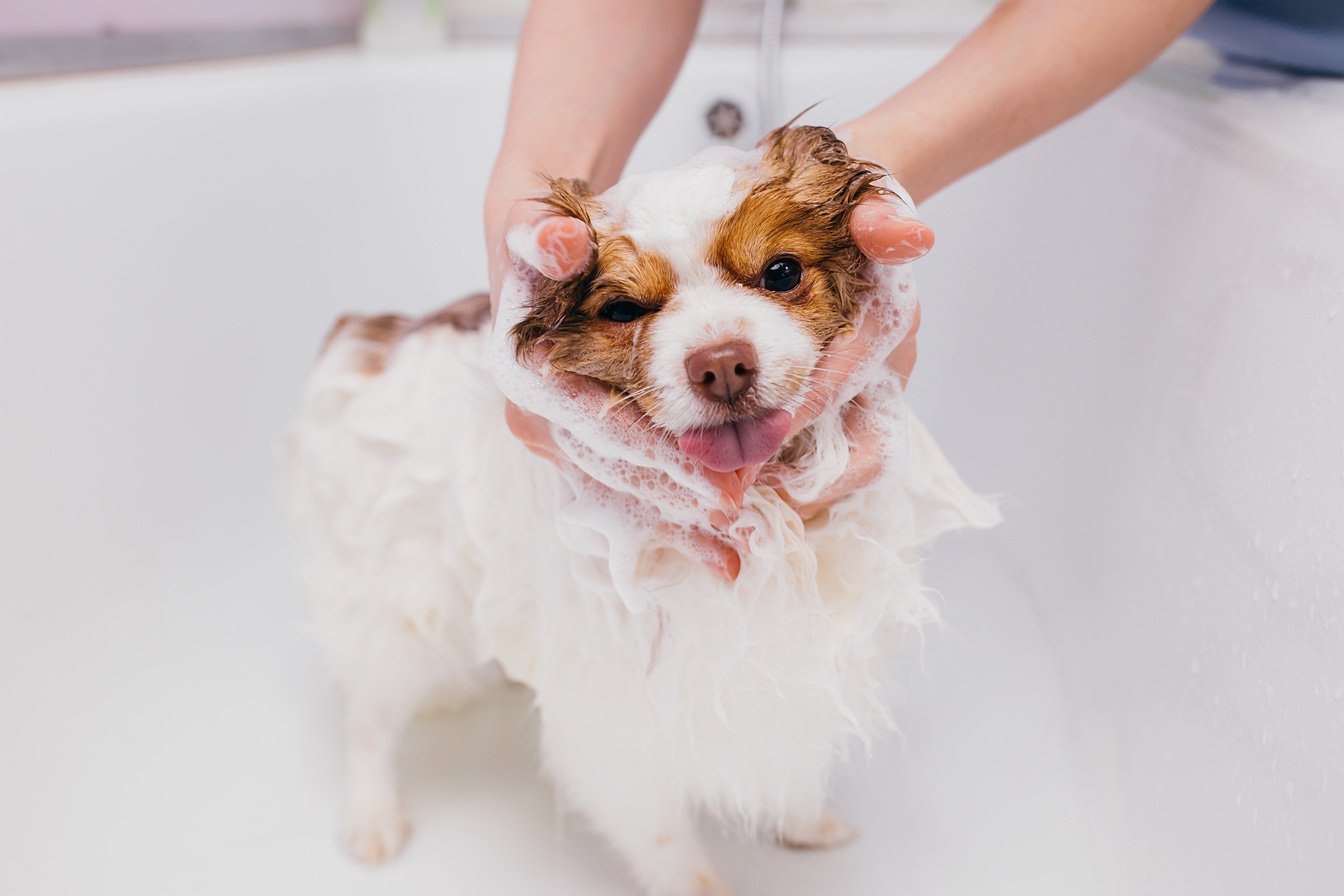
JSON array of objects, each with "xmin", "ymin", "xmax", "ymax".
[{"xmin": 1, "ymin": 36, "xmax": 1340, "ymax": 896}]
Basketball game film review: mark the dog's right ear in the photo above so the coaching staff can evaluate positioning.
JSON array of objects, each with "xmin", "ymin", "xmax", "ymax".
[{"xmin": 509, "ymin": 178, "xmax": 598, "ymax": 359}]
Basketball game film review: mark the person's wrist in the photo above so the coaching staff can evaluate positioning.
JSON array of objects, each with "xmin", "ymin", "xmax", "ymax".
[
  {"xmin": 484, "ymin": 139, "xmax": 611, "ymax": 249},
  {"xmin": 485, "ymin": 168, "xmax": 542, "ymax": 243},
  {"xmin": 837, "ymin": 113, "xmax": 934, "ymax": 206},
  {"xmin": 487, "ymin": 134, "xmax": 611, "ymax": 196}
]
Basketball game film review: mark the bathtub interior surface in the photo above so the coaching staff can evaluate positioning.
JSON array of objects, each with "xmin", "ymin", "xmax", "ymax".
[{"xmin": 1, "ymin": 41, "xmax": 1341, "ymax": 895}]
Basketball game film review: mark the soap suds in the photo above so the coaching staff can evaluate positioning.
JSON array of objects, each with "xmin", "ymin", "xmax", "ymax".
[{"xmin": 489, "ymin": 150, "xmax": 932, "ymax": 610}]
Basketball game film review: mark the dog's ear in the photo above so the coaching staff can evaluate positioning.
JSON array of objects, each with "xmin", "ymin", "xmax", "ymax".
[
  {"xmin": 757, "ymin": 124, "xmax": 887, "ymax": 211},
  {"xmin": 737, "ymin": 124, "xmax": 891, "ymax": 321},
  {"xmin": 757, "ymin": 121, "xmax": 931, "ymax": 273},
  {"xmin": 510, "ymin": 178, "xmax": 598, "ymax": 359}
]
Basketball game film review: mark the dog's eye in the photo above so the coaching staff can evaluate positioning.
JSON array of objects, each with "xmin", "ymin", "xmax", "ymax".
[
  {"xmin": 599, "ymin": 300, "xmax": 653, "ymax": 323},
  {"xmin": 760, "ymin": 256, "xmax": 802, "ymax": 292}
]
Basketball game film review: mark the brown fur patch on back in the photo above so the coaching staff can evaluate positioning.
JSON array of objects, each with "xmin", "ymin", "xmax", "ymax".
[
  {"xmin": 320, "ymin": 292, "xmax": 491, "ymax": 376},
  {"xmin": 411, "ymin": 291, "xmax": 491, "ymax": 335},
  {"xmin": 320, "ymin": 313, "xmax": 415, "ymax": 375},
  {"xmin": 710, "ymin": 125, "xmax": 886, "ymax": 343}
]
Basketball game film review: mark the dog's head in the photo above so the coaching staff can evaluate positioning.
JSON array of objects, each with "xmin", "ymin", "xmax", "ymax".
[{"xmin": 511, "ymin": 126, "xmax": 902, "ymax": 472}]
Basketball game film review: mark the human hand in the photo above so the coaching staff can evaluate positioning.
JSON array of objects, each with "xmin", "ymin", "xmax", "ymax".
[
  {"xmin": 746, "ymin": 186, "xmax": 932, "ymax": 519},
  {"xmin": 789, "ymin": 190, "xmax": 931, "ymax": 436}
]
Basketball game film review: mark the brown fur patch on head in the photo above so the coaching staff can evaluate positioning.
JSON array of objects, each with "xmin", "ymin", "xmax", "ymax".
[
  {"xmin": 509, "ymin": 178, "xmax": 598, "ymax": 355},
  {"xmin": 710, "ymin": 124, "xmax": 887, "ymax": 344},
  {"xmin": 510, "ymin": 178, "xmax": 677, "ymax": 397}
]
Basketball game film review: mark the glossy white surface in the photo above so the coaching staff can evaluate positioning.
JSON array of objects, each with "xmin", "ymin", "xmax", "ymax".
[{"xmin": 0, "ymin": 41, "xmax": 1340, "ymax": 895}]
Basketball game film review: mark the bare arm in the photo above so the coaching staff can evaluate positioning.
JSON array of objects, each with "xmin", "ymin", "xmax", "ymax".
[
  {"xmin": 843, "ymin": 0, "xmax": 1214, "ymax": 203},
  {"xmin": 484, "ymin": 0, "xmax": 704, "ymax": 258},
  {"xmin": 483, "ymin": 0, "xmax": 1213, "ymax": 528}
]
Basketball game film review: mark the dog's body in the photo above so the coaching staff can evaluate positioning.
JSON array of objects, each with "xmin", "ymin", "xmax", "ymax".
[{"xmin": 288, "ymin": 128, "xmax": 996, "ymax": 894}]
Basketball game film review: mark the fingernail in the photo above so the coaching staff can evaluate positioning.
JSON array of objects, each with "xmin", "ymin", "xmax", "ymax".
[{"xmin": 722, "ymin": 550, "xmax": 742, "ymax": 582}]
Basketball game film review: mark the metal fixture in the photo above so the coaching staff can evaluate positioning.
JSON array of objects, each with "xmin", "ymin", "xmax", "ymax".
[
  {"xmin": 757, "ymin": 0, "xmax": 787, "ymax": 133},
  {"xmin": 705, "ymin": 99, "xmax": 745, "ymax": 139}
]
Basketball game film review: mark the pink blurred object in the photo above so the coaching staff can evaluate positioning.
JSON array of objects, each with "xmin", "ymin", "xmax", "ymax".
[{"xmin": 0, "ymin": 0, "xmax": 365, "ymax": 37}]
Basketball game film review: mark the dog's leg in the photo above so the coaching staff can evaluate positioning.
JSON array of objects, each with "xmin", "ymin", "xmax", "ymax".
[
  {"xmin": 342, "ymin": 685, "xmax": 421, "ymax": 865},
  {"xmin": 778, "ymin": 807, "xmax": 859, "ymax": 850},
  {"xmin": 581, "ymin": 785, "xmax": 728, "ymax": 896},
  {"xmin": 542, "ymin": 715, "xmax": 731, "ymax": 896},
  {"xmin": 608, "ymin": 803, "xmax": 729, "ymax": 896}
]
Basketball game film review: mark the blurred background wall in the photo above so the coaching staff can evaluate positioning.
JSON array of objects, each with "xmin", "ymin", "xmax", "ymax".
[
  {"xmin": 0, "ymin": 1, "xmax": 365, "ymax": 35},
  {"xmin": 0, "ymin": 0, "xmax": 365, "ymax": 78},
  {"xmin": 0, "ymin": 0, "xmax": 994, "ymax": 79}
]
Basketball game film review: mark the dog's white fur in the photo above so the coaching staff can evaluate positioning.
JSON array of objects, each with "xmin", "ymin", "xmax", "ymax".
[{"xmin": 287, "ymin": 150, "xmax": 996, "ymax": 894}]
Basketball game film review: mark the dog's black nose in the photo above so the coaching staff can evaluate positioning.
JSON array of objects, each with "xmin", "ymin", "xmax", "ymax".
[{"xmin": 685, "ymin": 340, "xmax": 757, "ymax": 404}]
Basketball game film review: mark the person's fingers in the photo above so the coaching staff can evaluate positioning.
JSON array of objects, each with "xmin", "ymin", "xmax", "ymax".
[
  {"xmin": 504, "ymin": 400, "xmax": 560, "ymax": 462},
  {"xmin": 504, "ymin": 205, "xmax": 593, "ymax": 282},
  {"xmin": 884, "ymin": 301, "xmax": 920, "ymax": 387},
  {"xmin": 786, "ymin": 308, "xmax": 884, "ymax": 438},
  {"xmin": 723, "ymin": 462, "xmax": 766, "ymax": 503},
  {"xmin": 779, "ymin": 399, "xmax": 886, "ymax": 521},
  {"xmin": 531, "ymin": 215, "xmax": 593, "ymax": 280},
  {"xmin": 850, "ymin": 198, "xmax": 934, "ymax": 265},
  {"xmin": 570, "ymin": 463, "xmax": 743, "ymax": 584},
  {"xmin": 689, "ymin": 530, "xmax": 742, "ymax": 583},
  {"xmin": 488, "ymin": 199, "xmax": 591, "ymax": 321},
  {"xmin": 706, "ymin": 468, "xmax": 747, "ymax": 511},
  {"xmin": 488, "ymin": 201, "xmax": 546, "ymax": 318}
]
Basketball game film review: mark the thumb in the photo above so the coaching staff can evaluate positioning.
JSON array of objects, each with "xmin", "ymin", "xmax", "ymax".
[
  {"xmin": 508, "ymin": 210, "xmax": 594, "ymax": 281},
  {"xmin": 850, "ymin": 198, "xmax": 934, "ymax": 264}
]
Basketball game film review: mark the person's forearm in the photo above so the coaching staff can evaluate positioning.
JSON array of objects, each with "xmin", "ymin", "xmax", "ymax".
[
  {"xmin": 487, "ymin": 0, "xmax": 703, "ymax": 218},
  {"xmin": 846, "ymin": 0, "xmax": 1212, "ymax": 203}
]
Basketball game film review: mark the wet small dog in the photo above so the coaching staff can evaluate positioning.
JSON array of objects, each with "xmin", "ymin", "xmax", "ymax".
[
  {"xmin": 287, "ymin": 126, "xmax": 993, "ymax": 895},
  {"xmin": 510, "ymin": 126, "xmax": 888, "ymax": 473}
]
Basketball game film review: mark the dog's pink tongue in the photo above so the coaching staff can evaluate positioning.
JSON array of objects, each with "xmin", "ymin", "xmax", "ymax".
[{"xmin": 678, "ymin": 410, "xmax": 793, "ymax": 473}]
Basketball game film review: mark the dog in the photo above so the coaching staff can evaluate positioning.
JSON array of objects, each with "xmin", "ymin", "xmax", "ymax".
[{"xmin": 287, "ymin": 125, "xmax": 996, "ymax": 895}]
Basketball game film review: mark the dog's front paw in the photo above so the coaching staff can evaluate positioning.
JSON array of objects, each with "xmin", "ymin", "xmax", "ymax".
[
  {"xmin": 778, "ymin": 809, "xmax": 858, "ymax": 851},
  {"xmin": 652, "ymin": 871, "xmax": 734, "ymax": 896},
  {"xmin": 343, "ymin": 803, "xmax": 410, "ymax": 865}
]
